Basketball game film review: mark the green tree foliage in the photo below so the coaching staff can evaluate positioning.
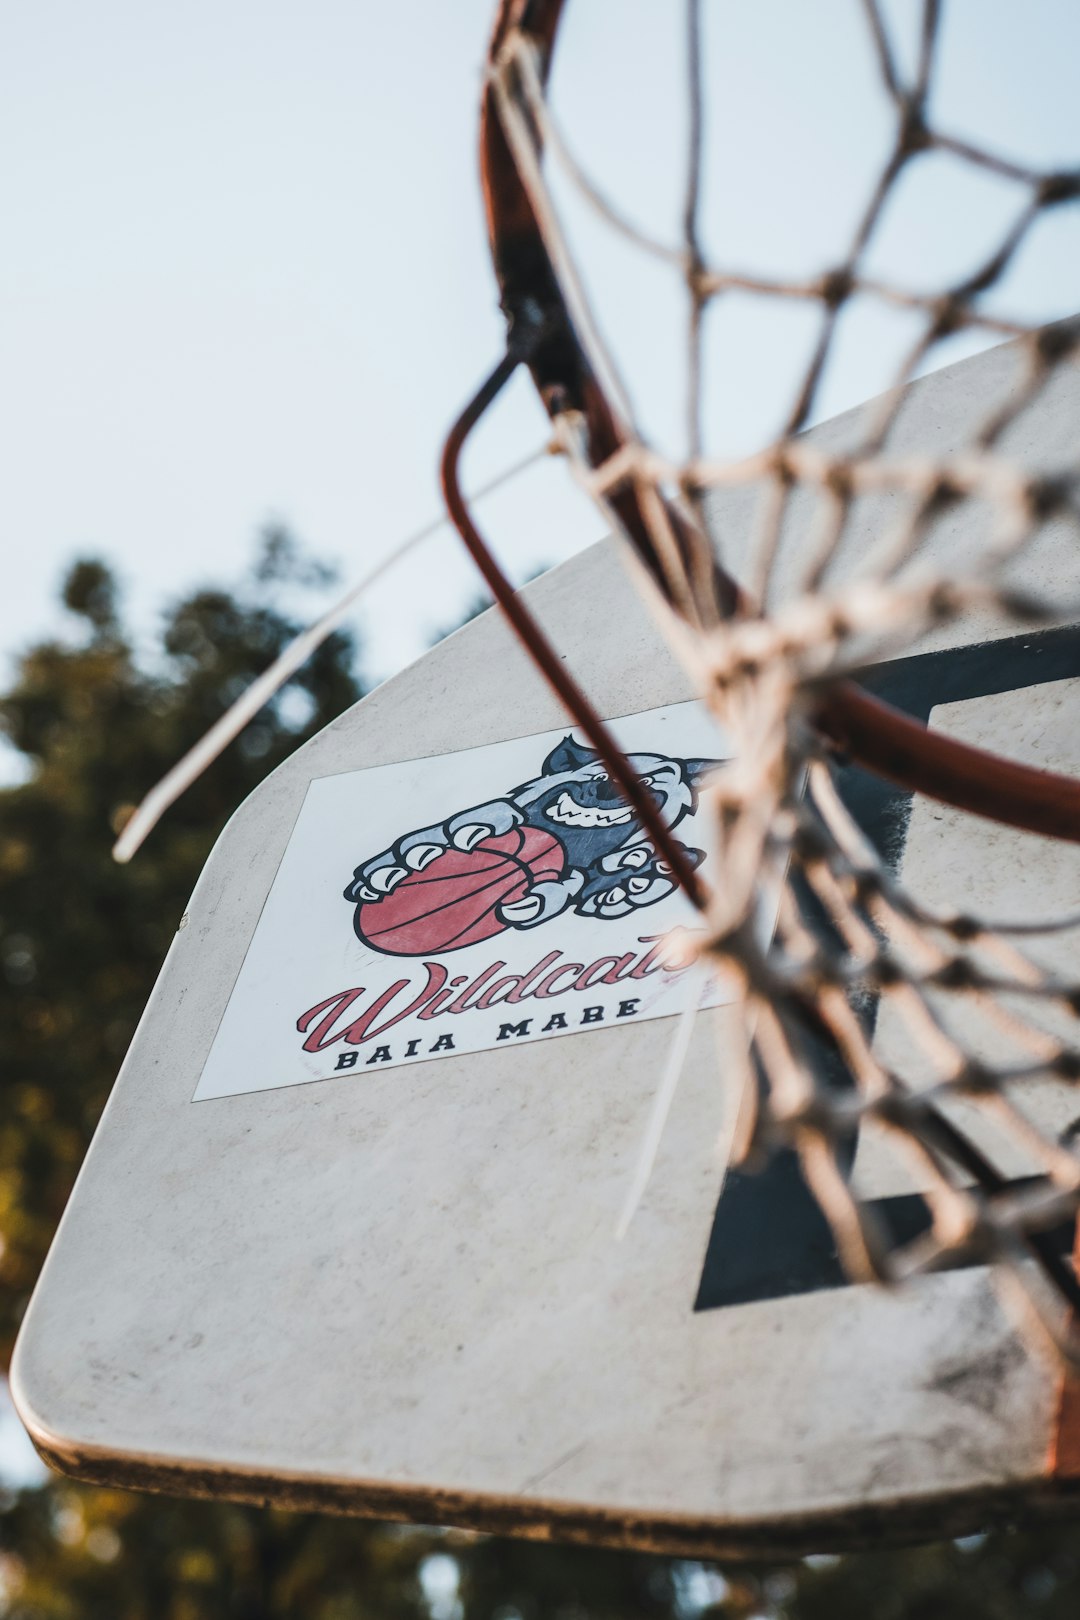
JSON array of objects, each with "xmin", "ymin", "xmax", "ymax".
[
  {"xmin": 3, "ymin": 540, "xmax": 1080, "ymax": 1614},
  {"xmin": 0, "ymin": 535, "xmax": 359, "ymax": 1365}
]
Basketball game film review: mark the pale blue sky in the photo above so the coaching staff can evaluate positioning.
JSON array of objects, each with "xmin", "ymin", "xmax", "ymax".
[{"xmin": 1, "ymin": 0, "xmax": 1077, "ymax": 690}]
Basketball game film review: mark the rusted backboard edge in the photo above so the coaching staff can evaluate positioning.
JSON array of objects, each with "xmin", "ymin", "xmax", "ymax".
[{"xmin": 27, "ymin": 1426, "xmax": 1080, "ymax": 1563}]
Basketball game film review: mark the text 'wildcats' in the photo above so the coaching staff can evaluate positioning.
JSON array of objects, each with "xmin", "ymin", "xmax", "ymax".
[{"xmin": 296, "ymin": 931, "xmax": 698, "ymax": 1069}]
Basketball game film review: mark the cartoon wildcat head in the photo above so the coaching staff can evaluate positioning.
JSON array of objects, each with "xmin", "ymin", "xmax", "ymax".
[
  {"xmin": 511, "ymin": 736, "xmax": 714, "ymax": 872},
  {"xmin": 344, "ymin": 731, "xmax": 718, "ymax": 953}
]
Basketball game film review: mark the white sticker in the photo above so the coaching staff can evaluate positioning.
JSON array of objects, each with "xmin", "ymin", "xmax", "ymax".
[{"xmin": 193, "ymin": 700, "xmax": 732, "ymax": 1100}]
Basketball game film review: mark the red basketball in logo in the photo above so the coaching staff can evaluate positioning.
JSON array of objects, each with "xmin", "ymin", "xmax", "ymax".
[{"xmin": 355, "ymin": 827, "xmax": 565, "ymax": 956}]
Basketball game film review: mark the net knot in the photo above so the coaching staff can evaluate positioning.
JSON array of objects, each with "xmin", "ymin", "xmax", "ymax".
[
  {"xmin": 872, "ymin": 954, "xmax": 904, "ymax": 989},
  {"xmin": 927, "ymin": 582, "xmax": 963, "ymax": 623},
  {"xmin": 1037, "ymin": 170, "xmax": 1080, "ymax": 208},
  {"xmin": 1034, "ymin": 320, "xmax": 1080, "ymax": 364},
  {"xmin": 923, "ymin": 474, "xmax": 964, "ymax": 516},
  {"xmin": 954, "ymin": 1061, "xmax": 997, "ymax": 1096},
  {"xmin": 818, "ymin": 268, "xmax": 855, "ymax": 310},
  {"xmin": 897, "ymin": 101, "xmax": 931, "ymax": 157},
  {"xmin": 824, "ymin": 463, "xmax": 855, "ymax": 503},
  {"xmin": 1053, "ymin": 1050, "xmax": 1080, "ymax": 1082},
  {"xmin": 1024, "ymin": 476, "xmax": 1070, "ymax": 522},
  {"xmin": 928, "ymin": 957, "xmax": 978, "ymax": 991},
  {"xmin": 928, "ymin": 295, "xmax": 965, "ymax": 340}
]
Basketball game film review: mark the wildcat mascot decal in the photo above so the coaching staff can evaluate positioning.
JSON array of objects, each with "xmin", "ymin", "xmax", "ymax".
[{"xmin": 344, "ymin": 735, "xmax": 715, "ymax": 957}]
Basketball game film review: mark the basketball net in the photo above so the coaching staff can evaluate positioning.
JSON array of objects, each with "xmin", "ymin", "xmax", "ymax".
[{"xmin": 466, "ymin": 0, "xmax": 1080, "ymax": 1365}]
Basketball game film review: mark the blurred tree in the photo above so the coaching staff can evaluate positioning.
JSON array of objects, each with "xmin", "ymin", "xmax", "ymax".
[
  {"xmin": 0, "ymin": 535, "xmax": 448, "ymax": 1616},
  {"xmin": 780, "ymin": 1527, "xmax": 1080, "ymax": 1619},
  {"xmin": 0, "ymin": 532, "xmax": 360, "ymax": 1365},
  {"xmin": 2, "ymin": 540, "xmax": 1080, "ymax": 1614}
]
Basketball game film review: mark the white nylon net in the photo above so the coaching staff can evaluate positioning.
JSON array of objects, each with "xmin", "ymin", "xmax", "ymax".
[{"xmin": 487, "ymin": 0, "xmax": 1080, "ymax": 1361}]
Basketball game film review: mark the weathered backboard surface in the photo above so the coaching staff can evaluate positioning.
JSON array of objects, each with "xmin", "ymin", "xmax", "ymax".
[{"xmin": 13, "ymin": 337, "xmax": 1080, "ymax": 1555}]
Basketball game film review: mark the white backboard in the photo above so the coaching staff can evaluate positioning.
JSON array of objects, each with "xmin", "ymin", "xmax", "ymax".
[{"xmin": 13, "ymin": 337, "xmax": 1080, "ymax": 1555}]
